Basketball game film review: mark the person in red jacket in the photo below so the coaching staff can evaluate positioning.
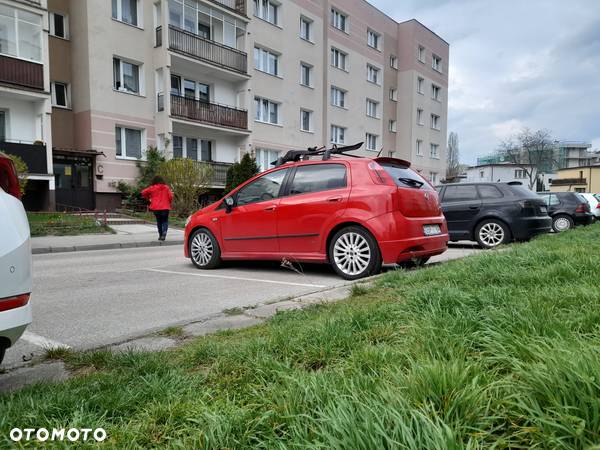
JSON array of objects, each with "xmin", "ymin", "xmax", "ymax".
[{"xmin": 141, "ymin": 176, "xmax": 174, "ymax": 241}]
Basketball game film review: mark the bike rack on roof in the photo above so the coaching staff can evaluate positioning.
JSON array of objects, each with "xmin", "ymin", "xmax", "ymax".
[{"xmin": 271, "ymin": 142, "xmax": 364, "ymax": 167}]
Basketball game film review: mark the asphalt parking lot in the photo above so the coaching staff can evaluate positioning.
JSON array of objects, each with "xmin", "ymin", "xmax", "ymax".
[{"xmin": 1, "ymin": 244, "xmax": 480, "ymax": 370}]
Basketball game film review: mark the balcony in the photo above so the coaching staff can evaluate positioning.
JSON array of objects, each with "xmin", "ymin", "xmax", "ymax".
[
  {"xmin": 202, "ymin": 161, "xmax": 232, "ymax": 187},
  {"xmin": 0, "ymin": 141, "xmax": 48, "ymax": 174},
  {"xmin": 550, "ymin": 178, "xmax": 587, "ymax": 186},
  {"xmin": 0, "ymin": 55, "xmax": 44, "ymax": 90},
  {"xmin": 168, "ymin": 94, "xmax": 248, "ymax": 131},
  {"xmin": 207, "ymin": 0, "xmax": 247, "ymax": 16},
  {"xmin": 167, "ymin": 25, "xmax": 247, "ymax": 75}
]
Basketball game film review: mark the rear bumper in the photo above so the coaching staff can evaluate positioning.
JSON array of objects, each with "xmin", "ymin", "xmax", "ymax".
[
  {"xmin": 379, "ymin": 234, "xmax": 449, "ymax": 264},
  {"xmin": 511, "ymin": 216, "xmax": 552, "ymax": 241},
  {"xmin": 0, "ymin": 302, "xmax": 32, "ymax": 347},
  {"xmin": 574, "ymin": 214, "xmax": 594, "ymax": 226}
]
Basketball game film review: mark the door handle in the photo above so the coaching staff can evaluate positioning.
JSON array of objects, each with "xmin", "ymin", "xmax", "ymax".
[
  {"xmin": 327, "ymin": 196, "xmax": 342, "ymax": 202},
  {"xmin": 468, "ymin": 205, "xmax": 480, "ymax": 210},
  {"xmin": 264, "ymin": 205, "xmax": 277, "ymax": 211}
]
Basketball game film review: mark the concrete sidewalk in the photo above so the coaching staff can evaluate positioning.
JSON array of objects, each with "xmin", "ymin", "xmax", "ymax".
[{"xmin": 31, "ymin": 224, "xmax": 185, "ymax": 254}]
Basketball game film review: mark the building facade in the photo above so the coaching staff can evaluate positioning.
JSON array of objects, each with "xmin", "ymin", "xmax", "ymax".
[
  {"xmin": 42, "ymin": 0, "xmax": 448, "ymax": 210},
  {"xmin": 550, "ymin": 166, "xmax": 600, "ymax": 193},
  {"xmin": 0, "ymin": 0, "xmax": 54, "ymax": 210},
  {"xmin": 462, "ymin": 163, "xmax": 551, "ymax": 191}
]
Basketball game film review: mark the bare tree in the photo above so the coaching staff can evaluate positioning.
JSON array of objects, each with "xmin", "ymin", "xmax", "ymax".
[
  {"xmin": 500, "ymin": 128, "xmax": 556, "ymax": 191},
  {"xmin": 446, "ymin": 132, "xmax": 460, "ymax": 179}
]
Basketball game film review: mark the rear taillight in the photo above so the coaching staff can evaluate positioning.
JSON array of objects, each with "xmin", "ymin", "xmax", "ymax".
[
  {"xmin": 575, "ymin": 203, "xmax": 589, "ymax": 213},
  {"xmin": 518, "ymin": 200, "xmax": 539, "ymax": 216},
  {"xmin": 367, "ymin": 161, "xmax": 395, "ymax": 186},
  {"xmin": 0, "ymin": 293, "xmax": 30, "ymax": 312}
]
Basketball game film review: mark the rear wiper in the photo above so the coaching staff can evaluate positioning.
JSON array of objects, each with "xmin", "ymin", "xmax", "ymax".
[{"xmin": 397, "ymin": 177, "xmax": 423, "ymax": 188}]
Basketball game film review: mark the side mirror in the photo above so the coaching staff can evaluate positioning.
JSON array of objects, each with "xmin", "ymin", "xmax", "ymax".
[{"xmin": 224, "ymin": 196, "xmax": 234, "ymax": 213}]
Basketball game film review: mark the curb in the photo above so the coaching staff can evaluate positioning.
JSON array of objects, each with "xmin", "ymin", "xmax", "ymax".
[{"xmin": 32, "ymin": 239, "xmax": 184, "ymax": 255}]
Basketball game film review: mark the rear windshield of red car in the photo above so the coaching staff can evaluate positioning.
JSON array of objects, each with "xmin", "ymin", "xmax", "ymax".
[{"xmin": 378, "ymin": 162, "xmax": 433, "ymax": 190}]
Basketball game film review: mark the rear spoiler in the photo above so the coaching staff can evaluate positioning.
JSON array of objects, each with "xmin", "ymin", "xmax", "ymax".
[{"xmin": 374, "ymin": 156, "xmax": 411, "ymax": 167}]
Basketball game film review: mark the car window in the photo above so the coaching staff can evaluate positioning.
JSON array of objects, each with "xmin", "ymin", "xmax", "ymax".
[
  {"xmin": 288, "ymin": 164, "xmax": 346, "ymax": 196},
  {"xmin": 477, "ymin": 185, "xmax": 503, "ymax": 199},
  {"xmin": 549, "ymin": 194, "xmax": 560, "ymax": 205},
  {"xmin": 236, "ymin": 168, "xmax": 288, "ymax": 206},
  {"xmin": 575, "ymin": 193, "xmax": 587, "ymax": 203},
  {"xmin": 378, "ymin": 162, "xmax": 433, "ymax": 190},
  {"xmin": 443, "ymin": 185, "xmax": 478, "ymax": 202}
]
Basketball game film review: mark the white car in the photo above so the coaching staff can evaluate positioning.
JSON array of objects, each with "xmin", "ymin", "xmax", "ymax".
[
  {"xmin": 0, "ymin": 152, "xmax": 32, "ymax": 365},
  {"xmin": 579, "ymin": 193, "xmax": 600, "ymax": 220}
]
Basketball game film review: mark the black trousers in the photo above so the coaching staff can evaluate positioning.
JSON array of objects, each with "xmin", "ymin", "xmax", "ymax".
[{"xmin": 153, "ymin": 210, "xmax": 169, "ymax": 237}]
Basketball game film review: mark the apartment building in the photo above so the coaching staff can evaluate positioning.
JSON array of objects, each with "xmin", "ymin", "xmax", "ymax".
[
  {"xmin": 42, "ymin": 0, "xmax": 447, "ymax": 210},
  {"xmin": 0, "ymin": 0, "xmax": 54, "ymax": 210}
]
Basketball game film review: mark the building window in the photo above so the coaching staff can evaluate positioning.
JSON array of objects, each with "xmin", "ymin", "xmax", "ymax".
[
  {"xmin": 429, "ymin": 172, "xmax": 438, "ymax": 184},
  {"xmin": 389, "ymin": 88, "xmax": 398, "ymax": 101},
  {"xmin": 431, "ymin": 84, "xmax": 441, "ymax": 101},
  {"xmin": 300, "ymin": 16, "xmax": 312, "ymax": 41},
  {"xmin": 367, "ymin": 29, "xmax": 380, "ymax": 50},
  {"xmin": 172, "ymin": 135, "xmax": 211, "ymax": 161},
  {"xmin": 417, "ymin": 108, "xmax": 424, "ymax": 126},
  {"xmin": 50, "ymin": 12, "xmax": 68, "ymax": 39},
  {"xmin": 331, "ymin": 47, "xmax": 347, "ymax": 71},
  {"xmin": 0, "ymin": 6, "xmax": 43, "ymax": 62},
  {"xmin": 390, "ymin": 55, "xmax": 398, "ymax": 69},
  {"xmin": 330, "ymin": 86, "xmax": 346, "ymax": 108},
  {"xmin": 431, "ymin": 114, "xmax": 440, "ymax": 130},
  {"xmin": 254, "ymin": 96, "xmax": 280, "ymax": 124},
  {"xmin": 300, "ymin": 62, "xmax": 312, "ymax": 87},
  {"xmin": 0, "ymin": 111, "xmax": 5, "ymax": 142},
  {"xmin": 253, "ymin": 0, "xmax": 278, "ymax": 26},
  {"xmin": 111, "ymin": 0, "xmax": 139, "ymax": 27},
  {"xmin": 432, "ymin": 54, "xmax": 442, "ymax": 72},
  {"xmin": 330, "ymin": 8, "xmax": 347, "ymax": 32},
  {"xmin": 367, "ymin": 64, "xmax": 380, "ymax": 84},
  {"xmin": 254, "ymin": 47, "xmax": 279, "ymax": 76},
  {"xmin": 430, "ymin": 143, "xmax": 439, "ymax": 159},
  {"xmin": 300, "ymin": 109, "xmax": 312, "ymax": 132},
  {"xmin": 417, "ymin": 77, "xmax": 424, "ymax": 94},
  {"xmin": 331, "ymin": 125, "xmax": 346, "ymax": 144},
  {"xmin": 417, "ymin": 45, "xmax": 425, "ymax": 63},
  {"xmin": 389, "ymin": 120, "xmax": 397, "ymax": 132},
  {"xmin": 366, "ymin": 133, "xmax": 378, "ymax": 151},
  {"xmin": 113, "ymin": 57, "xmax": 141, "ymax": 94},
  {"xmin": 115, "ymin": 126, "xmax": 143, "ymax": 159},
  {"xmin": 480, "ymin": 170, "xmax": 485, "ymax": 179},
  {"xmin": 255, "ymin": 148, "xmax": 279, "ymax": 172},
  {"xmin": 366, "ymin": 99, "xmax": 378, "ymax": 118},
  {"xmin": 51, "ymin": 82, "xmax": 69, "ymax": 108},
  {"xmin": 515, "ymin": 169, "xmax": 527, "ymax": 179},
  {"xmin": 416, "ymin": 139, "xmax": 423, "ymax": 156}
]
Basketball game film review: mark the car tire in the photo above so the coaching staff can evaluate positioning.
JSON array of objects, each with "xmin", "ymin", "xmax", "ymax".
[
  {"xmin": 398, "ymin": 256, "xmax": 430, "ymax": 269},
  {"xmin": 0, "ymin": 345, "xmax": 5, "ymax": 366},
  {"xmin": 189, "ymin": 228, "xmax": 222, "ymax": 270},
  {"xmin": 475, "ymin": 219, "xmax": 511, "ymax": 249},
  {"xmin": 329, "ymin": 226, "xmax": 382, "ymax": 280},
  {"xmin": 552, "ymin": 214, "xmax": 574, "ymax": 233}
]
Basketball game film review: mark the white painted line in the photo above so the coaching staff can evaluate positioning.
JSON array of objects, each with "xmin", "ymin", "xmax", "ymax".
[
  {"xmin": 21, "ymin": 331, "xmax": 71, "ymax": 350},
  {"xmin": 144, "ymin": 268, "xmax": 327, "ymax": 288}
]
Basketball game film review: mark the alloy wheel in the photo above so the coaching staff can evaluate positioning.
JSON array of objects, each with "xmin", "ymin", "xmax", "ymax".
[
  {"xmin": 478, "ymin": 222, "xmax": 505, "ymax": 248},
  {"xmin": 333, "ymin": 232, "xmax": 372, "ymax": 276},
  {"xmin": 191, "ymin": 232, "xmax": 214, "ymax": 266}
]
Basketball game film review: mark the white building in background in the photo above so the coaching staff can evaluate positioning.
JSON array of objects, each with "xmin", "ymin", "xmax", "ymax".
[
  {"xmin": 0, "ymin": 0, "xmax": 54, "ymax": 210},
  {"xmin": 463, "ymin": 163, "xmax": 551, "ymax": 191}
]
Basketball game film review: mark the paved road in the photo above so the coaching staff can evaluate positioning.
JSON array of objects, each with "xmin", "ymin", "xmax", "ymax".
[{"xmin": 2, "ymin": 244, "xmax": 479, "ymax": 369}]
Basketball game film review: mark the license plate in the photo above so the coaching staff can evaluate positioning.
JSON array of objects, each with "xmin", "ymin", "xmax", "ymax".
[{"xmin": 423, "ymin": 224, "xmax": 441, "ymax": 236}]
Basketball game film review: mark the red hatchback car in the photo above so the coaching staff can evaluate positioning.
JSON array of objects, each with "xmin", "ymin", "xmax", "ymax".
[{"xmin": 184, "ymin": 145, "xmax": 448, "ymax": 279}]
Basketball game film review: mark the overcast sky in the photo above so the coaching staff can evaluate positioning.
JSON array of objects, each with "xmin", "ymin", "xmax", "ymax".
[{"xmin": 371, "ymin": 0, "xmax": 600, "ymax": 164}]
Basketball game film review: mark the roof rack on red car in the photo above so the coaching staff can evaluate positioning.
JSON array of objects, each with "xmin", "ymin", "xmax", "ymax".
[{"xmin": 272, "ymin": 142, "xmax": 364, "ymax": 167}]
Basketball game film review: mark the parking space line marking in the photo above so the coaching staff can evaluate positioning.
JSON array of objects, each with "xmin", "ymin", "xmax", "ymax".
[
  {"xmin": 21, "ymin": 331, "xmax": 71, "ymax": 350},
  {"xmin": 144, "ymin": 268, "xmax": 327, "ymax": 288}
]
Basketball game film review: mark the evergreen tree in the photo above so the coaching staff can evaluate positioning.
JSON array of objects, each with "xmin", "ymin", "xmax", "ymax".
[{"xmin": 225, "ymin": 152, "xmax": 260, "ymax": 194}]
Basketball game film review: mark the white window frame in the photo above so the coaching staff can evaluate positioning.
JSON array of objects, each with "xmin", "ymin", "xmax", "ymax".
[
  {"xmin": 115, "ymin": 125, "xmax": 145, "ymax": 160},
  {"xmin": 389, "ymin": 88, "xmax": 398, "ymax": 101},
  {"xmin": 367, "ymin": 64, "xmax": 380, "ymax": 84},
  {"xmin": 431, "ymin": 84, "xmax": 441, "ymax": 101},
  {"xmin": 331, "ymin": 125, "xmax": 346, "ymax": 144},
  {"xmin": 0, "ymin": 7, "xmax": 43, "ymax": 63},
  {"xmin": 300, "ymin": 62, "xmax": 312, "ymax": 87},
  {"xmin": 51, "ymin": 82, "xmax": 70, "ymax": 109},
  {"xmin": 330, "ymin": 86, "xmax": 346, "ymax": 108},
  {"xmin": 254, "ymin": 96, "xmax": 280, "ymax": 125},
  {"xmin": 49, "ymin": 11, "xmax": 69, "ymax": 39},
  {"xmin": 330, "ymin": 47, "xmax": 348, "ymax": 71},
  {"xmin": 171, "ymin": 135, "xmax": 212, "ymax": 161},
  {"xmin": 366, "ymin": 99, "xmax": 379, "ymax": 118},
  {"xmin": 416, "ymin": 139, "xmax": 423, "ymax": 156},
  {"xmin": 300, "ymin": 109, "xmax": 313, "ymax": 132},
  {"xmin": 389, "ymin": 55, "xmax": 398, "ymax": 69},
  {"xmin": 253, "ymin": 0, "xmax": 279, "ymax": 26},
  {"xmin": 431, "ymin": 114, "xmax": 440, "ymax": 130},
  {"xmin": 417, "ymin": 77, "xmax": 424, "ymax": 94},
  {"xmin": 255, "ymin": 148, "xmax": 280, "ymax": 172},
  {"xmin": 417, "ymin": 108, "xmax": 424, "ymax": 126},
  {"xmin": 432, "ymin": 54, "xmax": 442, "ymax": 72},
  {"xmin": 417, "ymin": 45, "xmax": 425, "ymax": 63},
  {"xmin": 330, "ymin": 8, "xmax": 348, "ymax": 33},
  {"xmin": 299, "ymin": 15, "xmax": 313, "ymax": 42},
  {"xmin": 367, "ymin": 29, "xmax": 380, "ymax": 50},
  {"xmin": 113, "ymin": 56, "xmax": 143, "ymax": 95},
  {"xmin": 254, "ymin": 46, "xmax": 280, "ymax": 77},
  {"xmin": 388, "ymin": 120, "xmax": 397, "ymax": 133},
  {"xmin": 430, "ymin": 143, "xmax": 440, "ymax": 159},
  {"xmin": 429, "ymin": 172, "xmax": 438, "ymax": 184},
  {"xmin": 112, "ymin": 0, "xmax": 142, "ymax": 28},
  {"xmin": 366, "ymin": 133, "xmax": 378, "ymax": 151}
]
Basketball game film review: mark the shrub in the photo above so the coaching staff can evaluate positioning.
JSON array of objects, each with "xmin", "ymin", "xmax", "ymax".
[
  {"xmin": 160, "ymin": 158, "xmax": 213, "ymax": 216},
  {"xmin": 225, "ymin": 152, "xmax": 260, "ymax": 194}
]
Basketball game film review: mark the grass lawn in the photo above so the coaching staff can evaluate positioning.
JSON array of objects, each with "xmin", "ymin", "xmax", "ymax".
[
  {"xmin": 2, "ymin": 225, "xmax": 600, "ymax": 448},
  {"xmin": 27, "ymin": 213, "xmax": 113, "ymax": 237}
]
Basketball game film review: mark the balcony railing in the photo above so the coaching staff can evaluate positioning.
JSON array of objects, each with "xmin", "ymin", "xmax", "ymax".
[
  {"xmin": 0, "ymin": 141, "xmax": 48, "ymax": 174},
  {"xmin": 550, "ymin": 178, "xmax": 587, "ymax": 186},
  {"xmin": 170, "ymin": 94, "xmax": 248, "ymax": 131},
  {"xmin": 207, "ymin": 0, "xmax": 247, "ymax": 16},
  {"xmin": 0, "ymin": 55, "xmax": 44, "ymax": 90},
  {"xmin": 168, "ymin": 25, "xmax": 247, "ymax": 74},
  {"xmin": 202, "ymin": 161, "xmax": 232, "ymax": 187}
]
